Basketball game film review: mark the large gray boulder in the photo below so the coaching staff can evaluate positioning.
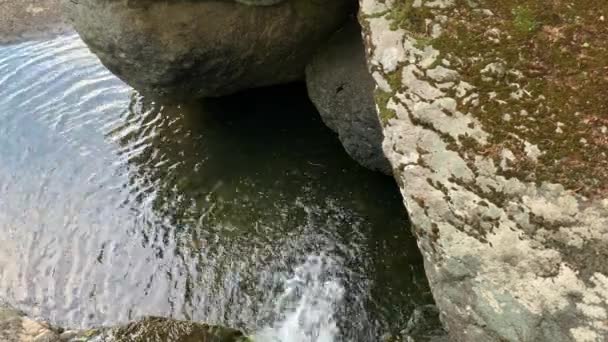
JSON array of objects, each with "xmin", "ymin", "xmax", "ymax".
[
  {"xmin": 306, "ymin": 21, "xmax": 391, "ymax": 174},
  {"xmin": 359, "ymin": 0, "xmax": 608, "ymax": 341},
  {"xmin": 62, "ymin": 0, "xmax": 354, "ymax": 99}
]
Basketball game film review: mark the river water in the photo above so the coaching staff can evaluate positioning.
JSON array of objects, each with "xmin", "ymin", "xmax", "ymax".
[{"xmin": 0, "ymin": 34, "xmax": 437, "ymax": 341}]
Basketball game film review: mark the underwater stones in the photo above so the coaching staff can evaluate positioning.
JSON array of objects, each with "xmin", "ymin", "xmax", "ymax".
[
  {"xmin": 0, "ymin": 304, "xmax": 251, "ymax": 342},
  {"xmin": 359, "ymin": 0, "xmax": 608, "ymax": 341},
  {"xmin": 62, "ymin": 0, "xmax": 354, "ymax": 99},
  {"xmin": 107, "ymin": 317, "xmax": 251, "ymax": 342},
  {"xmin": 306, "ymin": 21, "xmax": 392, "ymax": 174}
]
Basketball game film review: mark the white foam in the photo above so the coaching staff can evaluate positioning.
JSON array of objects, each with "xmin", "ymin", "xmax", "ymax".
[{"xmin": 254, "ymin": 255, "xmax": 344, "ymax": 342}]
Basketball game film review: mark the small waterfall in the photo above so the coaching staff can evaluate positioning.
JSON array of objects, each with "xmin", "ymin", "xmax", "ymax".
[{"xmin": 254, "ymin": 255, "xmax": 344, "ymax": 342}]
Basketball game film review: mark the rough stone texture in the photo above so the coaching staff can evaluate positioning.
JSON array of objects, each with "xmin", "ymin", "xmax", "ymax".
[
  {"xmin": 106, "ymin": 317, "xmax": 251, "ymax": 342},
  {"xmin": 0, "ymin": 304, "xmax": 62, "ymax": 342},
  {"xmin": 0, "ymin": 303, "xmax": 250, "ymax": 341},
  {"xmin": 62, "ymin": 0, "xmax": 355, "ymax": 99},
  {"xmin": 306, "ymin": 20, "xmax": 392, "ymax": 174},
  {"xmin": 359, "ymin": 0, "xmax": 608, "ymax": 341},
  {"xmin": 0, "ymin": 0, "xmax": 70, "ymax": 44}
]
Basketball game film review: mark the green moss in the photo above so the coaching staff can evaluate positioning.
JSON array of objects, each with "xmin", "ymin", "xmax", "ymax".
[
  {"xmin": 386, "ymin": 0, "xmax": 430, "ymax": 33},
  {"xmin": 413, "ymin": 35, "xmax": 434, "ymax": 49},
  {"xmin": 512, "ymin": 6, "xmax": 540, "ymax": 34},
  {"xmin": 375, "ymin": 89, "xmax": 397, "ymax": 124},
  {"xmin": 363, "ymin": 0, "xmax": 607, "ymax": 197},
  {"xmin": 412, "ymin": 0, "xmax": 608, "ymax": 198},
  {"xmin": 387, "ymin": 0, "xmax": 412, "ymax": 31},
  {"xmin": 385, "ymin": 66, "xmax": 403, "ymax": 90}
]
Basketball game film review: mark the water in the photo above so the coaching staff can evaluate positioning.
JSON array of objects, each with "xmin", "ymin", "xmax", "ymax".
[{"xmin": 0, "ymin": 34, "xmax": 437, "ymax": 341}]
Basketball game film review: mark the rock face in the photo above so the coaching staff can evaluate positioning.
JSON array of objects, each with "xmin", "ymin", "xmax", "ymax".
[
  {"xmin": 359, "ymin": 0, "xmax": 608, "ymax": 341},
  {"xmin": 306, "ymin": 21, "xmax": 392, "ymax": 174},
  {"xmin": 63, "ymin": 0, "xmax": 354, "ymax": 99}
]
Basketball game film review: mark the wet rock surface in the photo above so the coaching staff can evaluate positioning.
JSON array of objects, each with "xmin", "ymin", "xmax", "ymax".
[
  {"xmin": 359, "ymin": 0, "xmax": 608, "ymax": 341},
  {"xmin": 1, "ymin": 303, "xmax": 250, "ymax": 342},
  {"xmin": 63, "ymin": 0, "xmax": 355, "ymax": 99},
  {"xmin": 306, "ymin": 20, "xmax": 392, "ymax": 174}
]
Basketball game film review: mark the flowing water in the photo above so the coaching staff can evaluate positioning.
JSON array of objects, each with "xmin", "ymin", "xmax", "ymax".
[{"xmin": 0, "ymin": 34, "xmax": 438, "ymax": 341}]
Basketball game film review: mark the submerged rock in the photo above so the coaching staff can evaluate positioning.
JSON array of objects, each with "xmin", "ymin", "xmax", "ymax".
[
  {"xmin": 106, "ymin": 317, "xmax": 251, "ymax": 342},
  {"xmin": 0, "ymin": 303, "xmax": 250, "ymax": 342},
  {"xmin": 62, "ymin": 0, "xmax": 354, "ymax": 99},
  {"xmin": 306, "ymin": 21, "xmax": 392, "ymax": 174},
  {"xmin": 359, "ymin": 0, "xmax": 608, "ymax": 341}
]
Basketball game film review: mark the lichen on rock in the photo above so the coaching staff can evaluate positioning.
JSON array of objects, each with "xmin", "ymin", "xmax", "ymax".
[{"xmin": 359, "ymin": 0, "xmax": 608, "ymax": 340}]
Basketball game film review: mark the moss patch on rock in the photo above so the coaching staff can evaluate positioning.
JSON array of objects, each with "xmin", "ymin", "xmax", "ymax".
[{"xmin": 389, "ymin": 0, "xmax": 608, "ymax": 199}]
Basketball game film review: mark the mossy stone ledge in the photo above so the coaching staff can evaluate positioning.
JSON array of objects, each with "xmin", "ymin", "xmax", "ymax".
[{"xmin": 359, "ymin": 0, "xmax": 608, "ymax": 341}]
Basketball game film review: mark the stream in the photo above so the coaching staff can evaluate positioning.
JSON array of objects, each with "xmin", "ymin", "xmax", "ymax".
[{"xmin": 0, "ymin": 34, "xmax": 438, "ymax": 341}]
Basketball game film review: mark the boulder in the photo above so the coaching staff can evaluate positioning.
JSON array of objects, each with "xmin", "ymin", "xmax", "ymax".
[
  {"xmin": 0, "ymin": 304, "xmax": 61, "ymax": 342},
  {"xmin": 62, "ymin": 0, "xmax": 354, "ymax": 99},
  {"xmin": 0, "ymin": 303, "xmax": 251, "ymax": 342},
  {"xmin": 359, "ymin": 0, "xmax": 608, "ymax": 341},
  {"xmin": 306, "ymin": 21, "xmax": 392, "ymax": 174},
  {"xmin": 107, "ymin": 317, "xmax": 251, "ymax": 342}
]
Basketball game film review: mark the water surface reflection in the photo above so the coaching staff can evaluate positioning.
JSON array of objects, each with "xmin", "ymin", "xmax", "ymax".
[{"xmin": 0, "ymin": 35, "xmax": 435, "ymax": 341}]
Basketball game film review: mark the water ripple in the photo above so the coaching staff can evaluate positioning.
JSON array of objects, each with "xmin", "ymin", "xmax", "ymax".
[{"xmin": 0, "ymin": 34, "xmax": 433, "ymax": 341}]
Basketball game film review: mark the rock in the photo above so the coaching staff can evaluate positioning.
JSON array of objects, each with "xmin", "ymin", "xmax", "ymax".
[
  {"xmin": 106, "ymin": 317, "xmax": 251, "ymax": 342},
  {"xmin": 1, "ymin": 302, "xmax": 250, "ymax": 342},
  {"xmin": 306, "ymin": 21, "xmax": 392, "ymax": 174},
  {"xmin": 0, "ymin": 0, "xmax": 70, "ymax": 44},
  {"xmin": 62, "ymin": 0, "xmax": 355, "ymax": 99},
  {"xmin": 32, "ymin": 331, "xmax": 60, "ymax": 342},
  {"xmin": 0, "ymin": 305, "xmax": 24, "ymax": 342},
  {"xmin": 359, "ymin": 0, "xmax": 608, "ymax": 341},
  {"xmin": 58, "ymin": 330, "xmax": 80, "ymax": 341},
  {"xmin": 0, "ymin": 304, "xmax": 61, "ymax": 342},
  {"xmin": 400, "ymin": 305, "xmax": 447, "ymax": 341}
]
